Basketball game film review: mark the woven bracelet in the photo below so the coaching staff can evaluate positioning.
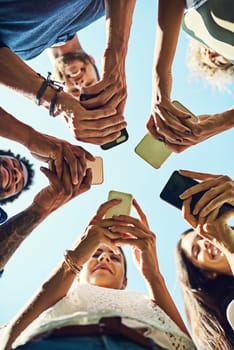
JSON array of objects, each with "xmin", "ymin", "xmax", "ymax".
[
  {"xmin": 35, "ymin": 72, "xmax": 64, "ymax": 116},
  {"xmin": 64, "ymin": 250, "xmax": 83, "ymax": 275}
]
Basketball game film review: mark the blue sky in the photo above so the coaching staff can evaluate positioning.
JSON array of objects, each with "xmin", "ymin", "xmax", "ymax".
[{"xmin": 0, "ymin": 1, "xmax": 233, "ymax": 328}]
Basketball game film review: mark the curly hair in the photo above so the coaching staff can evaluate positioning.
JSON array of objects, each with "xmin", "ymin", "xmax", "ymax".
[
  {"xmin": 51, "ymin": 51, "xmax": 100, "ymax": 83},
  {"xmin": 176, "ymin": 228, "xmax": 234, "ymax": 350},
  {"xmin": 186, "ymin": 38, "xmax": 234, "ymax": 92},
  {"xmin": 0, "ymin": 150, "xmax": 34, "ymax": 205}
]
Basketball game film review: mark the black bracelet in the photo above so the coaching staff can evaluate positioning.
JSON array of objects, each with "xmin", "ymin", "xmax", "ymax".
[{"xmin": 35, "ymin": 72, "xmax": 64, "ymax": 113}]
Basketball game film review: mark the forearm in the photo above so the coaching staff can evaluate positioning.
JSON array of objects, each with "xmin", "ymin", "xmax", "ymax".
[
  {"xmin": 104, "ymin": 0, "xmax": 136, "ymax": 57},
  {"xmin": 0, "ymin": 47, "xmax": 56, "ymax": 110},
  {"xmin": 0, "ymin": 203, "xmax": 50, "ymax": 270},
  {"xmin": 0, "ymin": 107, "xmax": 36, "ymax": 147},
  {"xmin": 6, "ymin": 261, "xmax": 76, "ymax": 347},
  {"xmin": 147, "ymin": 273, "xmax": 189, "ymax": 336},
  {"xmin": 154, "ymin": 0, "xmax": 185, "ymax": 74}
]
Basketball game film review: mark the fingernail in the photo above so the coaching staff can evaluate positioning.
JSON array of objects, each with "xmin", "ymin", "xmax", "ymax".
[{"xmin": 184, "ymin": 130, "xmax": 191, "ymax": 135}]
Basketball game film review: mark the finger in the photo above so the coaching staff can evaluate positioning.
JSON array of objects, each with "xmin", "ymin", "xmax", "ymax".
[
  {"xmin": 179, "ymin": 170, "xmax": 220, "ymax": 181},
  {"xmin": 81, "ymin": 78, "xmax": 112, "ymax": 96},
  {"xmin": 111, "ymin": 215, "xmax": 151, "ymax": 236},
  {"xmin": 76, "ymin": 168, "xmax": 93, "ymax": 195},
  {"xmin": 63, "ymin": 147, "xmax": 79, "ymax": 185},
  {"xmin": 180, "ymin": 178, "xmax": 224, "ymax": 200},
  {"xmin": 40, "ymin": 167, "xmax": 62, "ymax": 191},
  {"xmin": 182, "ymin": 197, "xmax": 197, "ymax": 228},
  {"xmin": 157, "ymin": 107, "xmax": 192, "ymax": 137},
  {"xmin": 80, "ymin": 85, "xmax": 121, "ymax": 109},
  {"xmin": 132, "ymin": 199, "xmax": 149, "ymax": 228},
  {"xmin": 90, "ymin": 199, "xmax": 122, "ymax": 222}
]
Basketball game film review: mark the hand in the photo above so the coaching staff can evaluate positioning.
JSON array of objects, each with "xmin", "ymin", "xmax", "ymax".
[
  {"xmin": 29, "ymin": 132, "xmax": 94, "ymax": 185},
  {"xmin": 147, "ymin": 73, "xmax": 196, "ymax": 148},
  {"xmin": 33, "ymin": 162, "xmax": 92, "ymax": 216},
  {"xmin": 80, "ymin": 47, "xmax": 127, "ymax": 134},
  {"xmin": 180, "ymin": 170, "xmax": 234, "ymax": 228},
  {"xmin": 65, "ymin": 199, "xmax": 127, "ymax": 266},
  {"xmin": 108, "ymin": 199, "xmax": 160, "ymax": 282},
  {"xmin": 56, "ymin": 90, "xmax": 127, "ymax": 145}
]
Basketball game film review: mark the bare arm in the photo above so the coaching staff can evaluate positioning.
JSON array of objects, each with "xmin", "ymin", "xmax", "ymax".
[
  {"xmin": 0, "ymin": 163, "xmax": 92, "ymax": 270},
  {"xmin": 2, "ymin": 261, "xmax": 76, "ymax": 350}
]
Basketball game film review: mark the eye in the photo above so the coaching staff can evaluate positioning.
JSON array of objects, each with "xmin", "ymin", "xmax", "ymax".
[
  {"xmin": 192, "ymin": 244, "xmax": 200, "ymax": 259},
  {"xmin": 92, "ymin": 253, "xmax": 100, "ymax": 258},
  {"xmin": 111, "ymin": 256, "xmax": 121, "ymax": 262}
]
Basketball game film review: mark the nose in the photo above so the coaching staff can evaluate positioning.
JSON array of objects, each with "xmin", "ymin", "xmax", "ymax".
[
  {"xmin": 13, "ymin": 167, "xmax": 22, "ymax": 185},
  {"xmin": 98, "ymin": 253, "xmax": 111, "ymax": 263}
]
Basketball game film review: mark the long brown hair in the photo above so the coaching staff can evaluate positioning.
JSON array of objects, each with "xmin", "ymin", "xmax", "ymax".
[{"xmin": 176, "ymin": 229, "xmax": 234, "ymax": 350}]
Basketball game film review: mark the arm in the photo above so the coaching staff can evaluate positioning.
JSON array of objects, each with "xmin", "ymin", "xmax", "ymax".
[
  {"xmin": 2, "ymin": 199, "xmax": 125, "ymax": 350},
  {"xmin": 0, "ymin": 163, "xmax": 92, "ymax": 270},
  {"xmin": 81, "ymin": 0, "xmax": 136, "ymax": 120},
  {"xmin": 109, "ymin": 199, "xmax": 190, "ymax": 336},
  {"xmin": 0, "ymin": 47, "xmax": 120, "ymax": 145},
  {"xmin": 0, "ymin": 107, "xmax": 94, "ymax": 183},
  {"xmin": 147, "ymin": 0, "xmax": 199, "ymax": 146},
  {"xmin": 152, "ymin": 106, "xmax": 234, "ymax": 153},
  {"xmin": 2, "ymin": 261, "xmax": 76, "ymax": 350}
]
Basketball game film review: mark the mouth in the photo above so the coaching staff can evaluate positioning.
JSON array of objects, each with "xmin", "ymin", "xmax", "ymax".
[
  {"xmin": 207, "ymin": 243, "xmax": 223, "ymax": 260},
  {"xmin": 93, "ymin": 265, "xmax": 113, "ymax": 274}
]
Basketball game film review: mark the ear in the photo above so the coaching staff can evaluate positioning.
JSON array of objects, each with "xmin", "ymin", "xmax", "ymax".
[
  {"xmin": 88, "ymin": 55, "xmax": 96, "ymax": 65},
  {"xmin": 121, "ymin": 277, "xmax": 127, "ymax": 290}
]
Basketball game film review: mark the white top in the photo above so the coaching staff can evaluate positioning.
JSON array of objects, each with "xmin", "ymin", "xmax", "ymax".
[{"xmin": 10, "ymin": 283, "xmax": 195, "ymax": 349}]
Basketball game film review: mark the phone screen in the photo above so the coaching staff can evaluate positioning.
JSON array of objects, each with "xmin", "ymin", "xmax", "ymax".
[
  {"xmin": 105, "ymin": 190, "xmax": 133, "ymax": 218},
  {"xmin": 160, "ymin": 171, "xmax": 233, "ymax": 216}
]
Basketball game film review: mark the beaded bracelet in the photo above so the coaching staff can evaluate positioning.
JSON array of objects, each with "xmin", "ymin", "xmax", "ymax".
[
  {"xmin": 35, "ymin": 72, "xmax": 64, "ymax": 117},
  {"xmin": 64, "ymin": 250, "xmax": 83, "ymax": 275}
]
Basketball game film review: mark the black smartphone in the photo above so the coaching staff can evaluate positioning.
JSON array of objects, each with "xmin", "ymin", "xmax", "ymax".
[
  {"xmin": 80, "ymin": 93, "xmax": 129, "ymax": 150},
  {"xmin": 0, "ymin": 208, "xmax": 8, "ymax": 224},
  {"xmin": 160, "ymin": 171, "xmax": 233, "ymax": 217}
]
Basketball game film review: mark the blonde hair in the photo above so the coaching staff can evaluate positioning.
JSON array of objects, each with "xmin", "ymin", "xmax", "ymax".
[{"xmin": 186, "ymin": 38, "xmax": 234, "ymax": 92}]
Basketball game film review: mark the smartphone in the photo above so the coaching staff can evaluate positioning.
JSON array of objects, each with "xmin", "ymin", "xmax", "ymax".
[
  {"xmin": 172, "ymin": 100, "xmax": 196, "ymax": 118},
  {"xmin": 0, "ymin": 208, "xmax": 8, "ymax": 224},
  {"xmin": 160, "ymin": 171, "xmax": 233, "ymax": 216},
  {"xmin": 135, "ymin": 133, "xmax": 172, "ymax": 169},
  {"xmin": 105, "ymin": 190, "xmax": 133, "ymax": 218},
  {"xmin": 86, "ymin": 156, "xmax": 104, "ymax": 185},
  {"xmin": 80, "ymin": 93, "xmax": 129, "ymax": 150}
]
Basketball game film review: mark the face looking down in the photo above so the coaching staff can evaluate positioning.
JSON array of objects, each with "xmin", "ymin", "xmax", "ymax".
[
  {"xmin": 180, "ymin": 230, "xmax": 232, "ymax": 276},
  {"xmin": 200, "ymin": 46, "xmax": 232, "ymax": 70},
  {"xmin": 63, "ymin": 58, "xmax": 99, "ymax": 98},
  {"xmin": 0, "ymin": 156, "xmax": 28, "ymax": 199},
  {"xmin": 78, "ymin": 244, "xmax": 127, "ymax": 290}
]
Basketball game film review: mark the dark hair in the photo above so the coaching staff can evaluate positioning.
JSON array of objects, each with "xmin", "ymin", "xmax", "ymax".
[
  {"xmin": 0, "ymin": 150, "xmax": 34, "ymax": 205},
  {"xmin": 176, "ymin": 228, "xmax": 234, "ymax": 350},
  {"xmin": 52, "ymin": 51, "xmax": 100, "ymax": 83},
  {"xmin": 118, "ymin": 246, "xmax": 127, "ymax": 279}
]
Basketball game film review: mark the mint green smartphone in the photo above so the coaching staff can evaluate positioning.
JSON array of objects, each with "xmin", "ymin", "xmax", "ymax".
[
  {"xmin": 135, "ymin": 133, "xmax": 172, "ymax": 169},
  {"xmin": 105, "ymin": 190, "xmax": 133, "ymax": 218},
  {"xmin": 86, "ymin": 156, "xmax": 104, "ymax": 185}
]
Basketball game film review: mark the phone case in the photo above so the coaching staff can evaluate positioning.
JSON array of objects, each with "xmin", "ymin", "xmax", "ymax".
[
  {"xmin": 80, "ymin": 94, "xmax": 129, "ymax": 150},
  {"xmin": 105, "ymin": 190, "xmax": 133, "ymax": 218},
  {"xmin": 172, "ymin": 100, "xmax": 196, "ymax": 118},
  {"xmin": 135, "ymin": 133, "xmax": 172, "ymax": 169},
  {"xmin": 160, "ymin": 171, "xmax": 233, "ymax": 216},
  {"xmin": 86, "ymin": 156, "xmax": 104, "ymax": 185}
]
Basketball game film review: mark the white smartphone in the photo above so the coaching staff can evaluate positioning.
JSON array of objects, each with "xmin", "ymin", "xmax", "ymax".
[
  {"xmin": 105, "ymin": 190, "xmax": 133, "ymax": 218},
  {"xmin": 134, "ymin": 101, "xmax": 196, "ymax": 169},
  {"xmin": 86, "ymin": 156, "xmax": 104, "ymax": 185}
]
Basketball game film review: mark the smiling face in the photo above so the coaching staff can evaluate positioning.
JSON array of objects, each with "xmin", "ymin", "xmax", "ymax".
[
  {"xmin": 63, "ymin": 58, "xmax": 99, "ymax": 98},
  {"xmin": 78, "ymin": 244, "xmax": 127, "ymax": 290},
  {"xmin": 0, "ymin": 156, "xmax": 28, "ymax": 199},
  {"xmin": 180, "ymin": 230, "xmax": 232, "ymax": 276}
]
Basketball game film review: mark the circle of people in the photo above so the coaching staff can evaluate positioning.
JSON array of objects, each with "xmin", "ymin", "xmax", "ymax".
[{"xmin": 0, "ymin": 1, "xmax": 233, "ymax": 350}]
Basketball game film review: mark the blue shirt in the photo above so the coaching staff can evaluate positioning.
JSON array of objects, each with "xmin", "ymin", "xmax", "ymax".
[{"xmin": 0, "ymin": 0, "xmax": 105, "ymax": 60}]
